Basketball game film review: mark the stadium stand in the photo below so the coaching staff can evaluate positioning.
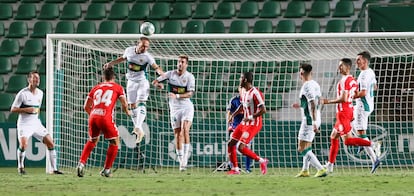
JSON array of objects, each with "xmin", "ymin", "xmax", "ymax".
[
  {"xmin": 55, "ymin": 21, "xmax": 76, "ymax": 34},
  {"xmin": 98, "ymin": 20, "xmax": 119, "ymax": 34},
  {"xmin": 0, "ymin": 4, "xmax": 13, "ymax": 20},
  {"xmin": 6, "ymin": 22, "xmax": 28, "ymax": 38},
  {"xmin": 120, "ymin": 21, "xmax": 140, "ymax": 34},
  {"xmin": 0, "ymin": 39, "xmax": 20, "ymax": 56},
  {"xmin": 31, "ymin": 21, "xmax": 53, "ymax": 38},
  {"xmin": 5, "ymin": 74, "xmax": 28, "ymax": 93},
  {"xmin": 162, "ymin": 20, "xmax": 183, "ymax": 34},
  {"xmin": 108, "ymin": 3, "xmax": 129, "ymax": 20},
  {"xmin": 15, "ymin": 3, "xmax": 37, "ymax": 20},
  {"xmin": 252, "ymin": 20, "xmax": 274, "ymax": 33},
  {"xmin": 237, "ymin": 1, "xmax": 259, "ymax": 18},
  {"xmin": 128, "ymin": 2, "xmax": 150, "ymax": 20},
  {"xmin": 259, "ymin": 1, "xmax": 281, "ymax": 18},
  {"xmin": 214, "ymin": 2, "xmax": 236, "ymax": 19},
  {"xmin": 0, "ymin": 57, "xmax": 12, "ymax": 74},
  {"xmin": 300, "ymin": 20, "xmax": 321, "ymax": 33},
  {"xmin": 38, "ymin": 3, "xmax": 60, "ymax": 20},
  {"xmin": 0, "ymin": 93, "xmax": 14, "ymax": 111},
  {"xmin": 15, "ymin": 57, "xmax": 37, "ymax": 74},
  {"xmin": 193, "ymin": 2, "xmax": 215, "ymax": 19},
  {"xmin": 60, "ymin": 3, "xmax": 82, "ymax": 20},
  {"xmin": 229, "ymin": 20, "xmax": 249, "ymax": 33},
  {"xmin": 170, "ymin": 2, "xmax": 193, "ymax": 19},
  {"xmin": 205, "ymin": 20, "xmax": 226, "ymax": 33}
]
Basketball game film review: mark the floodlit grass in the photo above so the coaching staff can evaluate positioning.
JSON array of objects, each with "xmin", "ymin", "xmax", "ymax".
[{"xmin": 1, "ymin": 167, "xmax": 413, "ymax": 196}]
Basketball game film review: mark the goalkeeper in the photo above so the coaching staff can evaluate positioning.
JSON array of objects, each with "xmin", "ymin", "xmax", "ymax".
[
  {"xmin": 104, "ymin": 37, "xmax": 163, "ymax": 144},
  {"xmin": 226, "ymin": 86, "xmax": 252, "ymax": 173}
]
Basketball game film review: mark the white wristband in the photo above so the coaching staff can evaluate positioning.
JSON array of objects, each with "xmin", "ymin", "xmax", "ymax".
[
  {"xmin": 176, "ymin": 94, "xmax": 180, "ymax": 98},
  {"xmin": 312, "ymin": 121, "xmax": 317, "ymax": 126}
]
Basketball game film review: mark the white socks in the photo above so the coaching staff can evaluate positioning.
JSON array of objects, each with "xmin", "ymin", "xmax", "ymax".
[
  {"xmin": 17, "ymin": 148, "xmax": 26, "ymax": 169},
  {"xmin": 305, "ymin": 150, "xmax": 324, "ymax": 170},
  {"xmin": 48, "ymin": 149, "xmax": 58, "ymax": 171},
  {"xmin": 132, "ymin": 104, "xmax": 146, "ymax": 131},
  {"xmin": 183, "ymin": 144, "xmax": 190, "ymax": 167},
  {"xmin": 176, "ymin": 149, "xmax": 183, "ymax": 165}
]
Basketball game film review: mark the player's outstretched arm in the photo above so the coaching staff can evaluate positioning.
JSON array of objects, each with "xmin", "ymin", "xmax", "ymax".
[
  {"xmin": 104, "ymin": 57, "xmax": 125, "ymax": 69},
  {"xmin": 152, "ymin": 79, "xmax": 164, "ymax": 89},
  {"xmin": 151, "ymin": 63, "xmax": 164, "ymax": 76},
  {"xmin": 321, "ymin": 91, "xmax": 347, "ymax": 104}
]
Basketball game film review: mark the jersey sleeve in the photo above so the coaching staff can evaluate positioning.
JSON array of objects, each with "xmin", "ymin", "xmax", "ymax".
[
  {"xmin": 303, "ymin": 83, "xmax": 315, "ymax": 102},
  {"xmin": 254, "ymin": 89, "xmax": 265, "ymax": 107},
  {"xmin": 11, "ymin": 91, "xmax": 23, "ymax": 109},
  {"xmin": 122, "ymin": 47, "xmax": 131, "ymax": 59},
  {"xmin": 187, "ymin": 73, "xmax": 196, "ymax": 92},
  {"xmin": 115, "ymin": 84, "xmax": 126, "ymax": 98},
  {"xmin": 156, "ymin": 70, "xmax": 170, "ymax": 82}
]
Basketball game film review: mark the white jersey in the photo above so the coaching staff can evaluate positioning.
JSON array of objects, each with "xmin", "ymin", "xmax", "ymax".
[
  {"xmin": 11, "ymin": 87, "xmax": 43, "ymax": 126},
  {"xmin": 356, "ymin": 68, "xmax": 377, "ymax": 112},
  {"xmin": 123, "ymin": 46, "xmax": 156, "ymax": 82},
  {"xmin": 156, "ymin": 70, "xmax": 195, "ymax": 111},
  {"xmin": 299, "ymin": 80, "xmax": 321, "ymax": 125}
]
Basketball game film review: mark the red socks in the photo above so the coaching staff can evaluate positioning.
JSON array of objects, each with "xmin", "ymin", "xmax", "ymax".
[
  {"xmin": 344, "ymin": 138, "xmax": 371, "ymax": 146},
  {"xmin": 329, "ymin": 138, "xmax": 339, "ymax": 164},
  {"xmin": 228, "ymin": 145, "xmax": 238, "ymax": 168},
  {"xmin": 104, "ymin": 144, "xmax": 119, "ymax": 169},
  {"xmin": 239, "ymin": 147, "xmax": 260, "ymax": 161},
  {"xmin": 79, "ymin": 141, "xmax": 96, "ymax": 164}
]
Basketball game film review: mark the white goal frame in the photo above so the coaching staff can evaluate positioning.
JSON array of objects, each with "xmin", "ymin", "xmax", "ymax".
[{"xmin": 46, "ymin": 32, "xmax": 414, "ymax": 174}]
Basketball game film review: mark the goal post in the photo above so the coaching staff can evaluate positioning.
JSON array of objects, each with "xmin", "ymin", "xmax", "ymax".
[{"xmin": 46, "ymin": 32, "xmax": 414, "ymax": 174}]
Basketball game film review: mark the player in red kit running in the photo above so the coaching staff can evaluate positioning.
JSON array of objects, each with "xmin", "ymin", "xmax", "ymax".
[
  {"xmin": 321, "ymin": 58, "xmax": 377, "ymax": 173},
  {"xmin": 227, "ymin": 72, "xmax": 268, "ymax": 175},
  {"xmin": 76, "ymin": 67, "xmax": 132, "ymax": 177}
]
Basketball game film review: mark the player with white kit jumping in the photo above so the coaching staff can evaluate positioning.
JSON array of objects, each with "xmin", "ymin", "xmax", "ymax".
[{"xmin": 104, "ymin": 36, "xmax": 163, "ymax": 144}]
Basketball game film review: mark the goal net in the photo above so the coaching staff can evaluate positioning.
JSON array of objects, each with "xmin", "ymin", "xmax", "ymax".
[{"xmin": 46, "ymin": 33, "xmax": 414, "ymax": 175}]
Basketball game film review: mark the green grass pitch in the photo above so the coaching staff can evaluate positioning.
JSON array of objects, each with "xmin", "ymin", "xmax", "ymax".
[{"xmin": 1, "ymin": 167, "xmax": 413, "ymax": 196}]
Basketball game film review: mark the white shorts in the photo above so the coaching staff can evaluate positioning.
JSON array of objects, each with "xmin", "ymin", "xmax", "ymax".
[
  {"xmin": 170, "ymin": 107, "xmax": 194, "ymax": 129},
  {"xmin": 353, "ymin": 106, "xmax": 372, "ymax": 131},
  {"xmin": 298, "ymin": 120, "xmax": 319, "ymax": 142},
  {"xmin": 17, "ymin": 120, "xmax": 49, "ymax": 142},
  {"xmin": 127, "ymin": 79, "xmax": 150, "ymax": 104}
]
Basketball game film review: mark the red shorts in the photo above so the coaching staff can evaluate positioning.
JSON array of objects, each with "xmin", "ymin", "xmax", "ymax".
[
  {"xmin": 88, "ymin": 116, "xmax": 119, "ymax": 139},
  {"xmin": 334, "ymin": 110, "xmax": 353, "ymax": 136},
  {"xmin": 231, "ymin": 122, "xmax": 262, "ymax": 144}
]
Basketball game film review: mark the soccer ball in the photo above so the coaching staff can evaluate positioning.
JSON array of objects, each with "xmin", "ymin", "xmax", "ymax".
[{"xmin": 140, "ymin": 22, "xmax": 155, "ymax": 36}]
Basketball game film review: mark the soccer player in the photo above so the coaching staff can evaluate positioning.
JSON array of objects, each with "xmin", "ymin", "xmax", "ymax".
[
  {"xmin": 226, "ymin": 86, "xmax": 252, "ymax": 173},
  {"xmin": 11, "ymin": 71, "xmax": 63, "ymax": 175},
  {"xmin": 104, "ymin": 36, "xmax": 163, "ymax": 144},
  {"xmin": 76, "ymin": 67, "xmax": 131, "ymax": 177},
  {"xmin": 152, "ymin": 55, "xmax": 195, "ymax": 171},
  {"xmin": 321, "ymin": 58, "xmax": 378, "ymax": 173},
  {"xmin": 227, "ymin": 72, "xmax": 268, "ymax": 175},
  {"xmin": 354, "ymin": 51, "xmax": 381, "ymax": 173},
  {"xmin": 292, "ymin": 64, "xmax": 327, "ymax": 177}
]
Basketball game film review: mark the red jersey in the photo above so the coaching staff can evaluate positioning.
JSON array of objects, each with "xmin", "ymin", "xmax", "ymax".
[
  {"xmin": 240, "ymin": 87, "xmax": 265, "ymax": 126},
  {"xmin": 336, "ymin": 75, "xmax": 357, "ymax": 112},
  {"xmin": 87, "ymin": 81, "xmax": 126, "ymax": 119}
]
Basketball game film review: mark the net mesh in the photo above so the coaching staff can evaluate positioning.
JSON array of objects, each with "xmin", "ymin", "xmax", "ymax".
[{"xmin": 48, "ymin": 33, "xmax": 414, "ymax": 175}]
